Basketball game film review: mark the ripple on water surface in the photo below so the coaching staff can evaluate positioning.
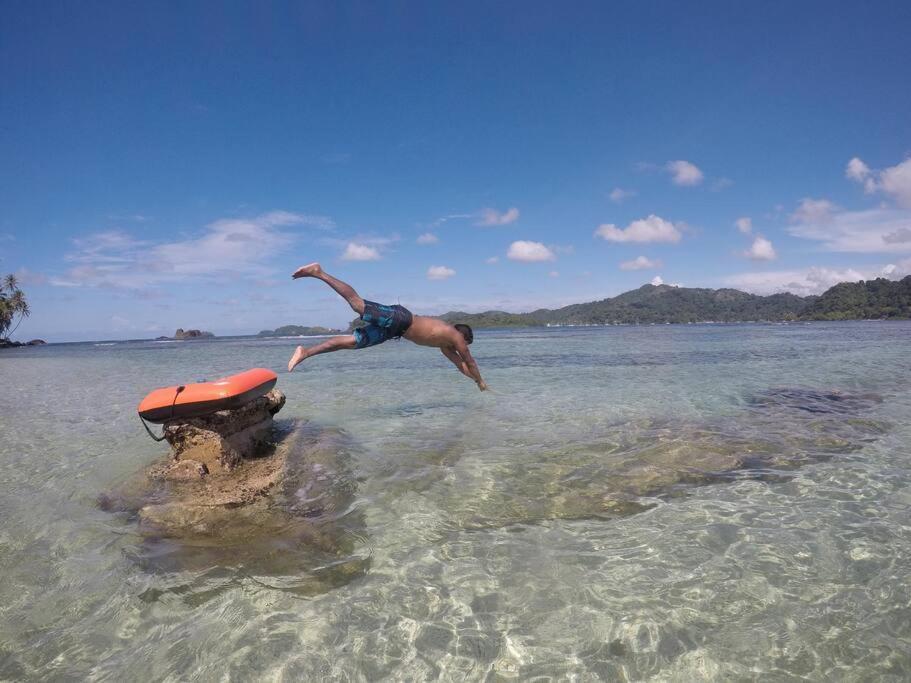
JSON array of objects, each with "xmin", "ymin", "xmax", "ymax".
[{"xmin": 1, "ymin": 322, "xmax": 910, "ymax": 679}]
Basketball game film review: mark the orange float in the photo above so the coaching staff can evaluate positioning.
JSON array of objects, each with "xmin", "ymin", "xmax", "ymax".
[{"xmin": 137, "ymin": 368, "xmax": 278, "ymax": 423}]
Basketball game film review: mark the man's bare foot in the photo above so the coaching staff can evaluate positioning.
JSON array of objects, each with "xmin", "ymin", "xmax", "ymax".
[
  {"xmin": 288, "ymin": 345, "xmax": 308, "ymax": 372},
  {"xmin": 292, "ymin": 262, "xmax": 323, "ymax": 279}
]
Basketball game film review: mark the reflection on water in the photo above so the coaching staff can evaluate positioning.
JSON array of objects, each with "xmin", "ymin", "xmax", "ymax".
[
  {"xmin": 1, "ymin": 322, "xmax": 910, "ymax": 680},
  {"xmin": 105, "ymin": 421, "xmax": 372, "ymax": 601}
]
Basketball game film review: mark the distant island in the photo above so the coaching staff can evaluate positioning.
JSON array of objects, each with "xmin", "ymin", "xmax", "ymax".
[
  {"xmin": 257, "ymin": 324, "xmax": 343, "ymax": 337},
  {"xmin": 438, "ymin": 276, "xmax": 911, "ymax": 328},
  {"xmin": 155, "ymin": 328, "xmax": 215, "ymax": 341}
]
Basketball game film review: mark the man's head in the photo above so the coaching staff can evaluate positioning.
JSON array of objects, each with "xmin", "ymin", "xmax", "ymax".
[{"xmin": 454, "ymin": 323, "xmax": 474, "ymax": 345}]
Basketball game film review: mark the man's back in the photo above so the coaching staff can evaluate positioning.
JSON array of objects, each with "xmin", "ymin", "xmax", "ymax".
[{"xmin": 403, "ymin": 315, "xmax": 459, "ymax": 349}]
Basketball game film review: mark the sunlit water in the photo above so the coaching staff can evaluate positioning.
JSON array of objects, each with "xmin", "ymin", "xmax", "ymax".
[{"xmin": 2, "ymin": 322, "xmax": 910, "ymax": 681}]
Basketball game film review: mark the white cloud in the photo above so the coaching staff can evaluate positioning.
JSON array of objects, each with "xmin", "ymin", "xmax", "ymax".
[
  {"xmin": 620, "ymin": 255, "xmax": 662, "ymax": 271},
  {"xmin": 884, "ymin": 227, "xmax": 911, "ymax": 244},
  {"xmin": 486, "ymin": 256, "xmax": 499, "ymax": 264},
  {"xmin": 665, "ymin": 160, "xmax": 704, "ymax": 186},
  {"xmin": 723, "ymin": 261, "xmax": 911, "ymax": 296},
  {"xmin": 845, "ymin": 157, "xmax": 871, "ymax": 183},
  {"xmin": 427, "ymin": 265, "xmax": 456, "ymax": 280},
  {"xmin": 595, "ymin": 214, "xmax": 682, "ymax": 243},
  {"xmin": 791, "ymin": 198, "xmax": 837, "ymax": 225},
  {"xmin": 846, "ymin": 157, "xmax": 911, "ymax": 207},
  {"xmin": 650, "ymin": 275, "xmax": 664, "ymax": 286},
  {"xmin": 735, "ymin": 217, "xmax": 753, "ymax": 234},
  {"xmin": 879, "ymin": 159, "xmax": 911, "ymax": 208},
  {"xmin": 507, "ymin": 240, "xmax": 556, "ymax": 262},
  {"xmin": 711, "ymin": 177, "xmax": 734, "ymax": 191},
  {"xmin": 341, "ymin": 242, "xmax": 382, "ymax": 261},
  {"xmin": 744, "ymin": 236, "xmax": 777, "ymax": 261},
  {"xmin": 416, "ymin": 232, "xmax": 439, "ymax": 245},
  {"xmin": 788, "ymin": 203, "xmax": 911, "ymax": 253},
  {"xmin": 53, "ymin": 211, "xmax": 308, "ymax": 289},
  {"xmin": 609, "ymin": 187, "xmax": 636, "ymax": 203},
  {"xmin": 548, "ymin": 270, "xmax": 559, "ymax": 278},
  {"xmin": 477, "ymin": 207, "xmax": 520, "ymax": 226}
]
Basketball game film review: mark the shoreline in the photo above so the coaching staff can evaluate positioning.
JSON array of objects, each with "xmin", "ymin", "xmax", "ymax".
[{"xmin": 3, "ymin": 317, "xmax": 908, "ymax": 347}]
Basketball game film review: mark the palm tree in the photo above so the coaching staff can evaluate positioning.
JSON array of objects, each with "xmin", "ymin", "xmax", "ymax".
[{"xmin": 0, "ymin": 273, "xmax": 30, "ymax": 340}]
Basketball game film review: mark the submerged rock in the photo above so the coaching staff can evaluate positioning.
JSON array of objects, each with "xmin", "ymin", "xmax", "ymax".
[
  {"xmin": 101, "ymin": 401, "xmax": 370, "ymax": 596},
  {"xmin": 437, "ymin": 386, "xmax": 890, "ymax": 531},
  {"xmin": 747, "ymin": 386, "xmax": 883, "ymax": 415}
]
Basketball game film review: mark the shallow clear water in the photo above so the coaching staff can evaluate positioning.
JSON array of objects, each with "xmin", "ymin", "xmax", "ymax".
[{"xmin": 2, "ymin": 322, "xmax": 910, "ymax": 681}]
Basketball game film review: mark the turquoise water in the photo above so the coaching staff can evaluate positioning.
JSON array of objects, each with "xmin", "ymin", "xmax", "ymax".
[{"xmin": 2, "ymin": 322, "xmax": 910, "ymax": 680}]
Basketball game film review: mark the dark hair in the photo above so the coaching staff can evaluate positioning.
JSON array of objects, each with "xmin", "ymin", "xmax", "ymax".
[{"xmin": 454, "ymin": 323, "xmax": 473, "ymax": 344}]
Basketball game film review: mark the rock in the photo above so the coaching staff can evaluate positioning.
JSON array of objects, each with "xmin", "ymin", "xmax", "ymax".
[
  {"xmin": 159, "ymin": 388, "xmax": 285, "ymax": 472},
  {"xmin": 173, "ymin": 328, "xmax": 214, "ymax": 339},
  {"xmin": 161, "ymin": 459, "xmax": 209, "ymax": 481},
  {"xmin": 0, "ymin": 339, "xmax": 24, "ymax": 348},
  {"xmin": 26, "ymin": 339, "xmax": 46, "ymax": 345}
]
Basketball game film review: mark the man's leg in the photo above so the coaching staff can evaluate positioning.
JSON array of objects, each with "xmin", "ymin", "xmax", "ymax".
[
  {"xmin": 288, "ymin": 335, "xmax": 358, "ymax": 372},
  {"xmin": 292, "ymin": 262, "xmax": 365, "ymax": 314}
]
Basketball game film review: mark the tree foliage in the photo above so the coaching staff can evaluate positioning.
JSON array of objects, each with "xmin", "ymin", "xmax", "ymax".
[{"xmin": 0, "ymin": 273, "xmax": 30, "ymax": 340}]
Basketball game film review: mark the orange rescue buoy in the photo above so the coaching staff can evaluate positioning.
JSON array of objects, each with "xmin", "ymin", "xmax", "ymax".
[{"xmin": 137, "ymin": 368, "xmax": 278, "ymax": 423}]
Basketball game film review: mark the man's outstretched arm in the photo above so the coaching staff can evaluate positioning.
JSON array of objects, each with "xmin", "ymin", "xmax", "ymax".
[
  {"xmin": 441, "ymin": 347, "xmax": 474, "ymax": 380},
  {"xmin": 445, "ymin": 343, "xmax": 488, "ymax": 391}
]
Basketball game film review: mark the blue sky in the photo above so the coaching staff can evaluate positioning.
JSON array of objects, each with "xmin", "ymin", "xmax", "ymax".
[{"xmin": 2, "ymin": 2, "xmax": 910, "ymax": 341}]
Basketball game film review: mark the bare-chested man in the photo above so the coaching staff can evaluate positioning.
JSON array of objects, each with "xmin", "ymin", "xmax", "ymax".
[{"xmin": 287, "ymin": 263, "xmax": 488, "ymax": 391}]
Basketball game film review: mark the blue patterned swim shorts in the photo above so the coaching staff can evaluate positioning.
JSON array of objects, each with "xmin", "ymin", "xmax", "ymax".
[{"xmin": 353, "ymin": 300, "xmax": 414, "ymax": 349}]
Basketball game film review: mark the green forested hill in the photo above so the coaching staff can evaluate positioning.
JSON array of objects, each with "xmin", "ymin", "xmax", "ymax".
[
  {"xmin": 802, "ymin": 276, "xmax": 911, "ymax": 320},
  {"xmin": 440, "ymin": 277, "xmax": 911, "ymax": 327}
]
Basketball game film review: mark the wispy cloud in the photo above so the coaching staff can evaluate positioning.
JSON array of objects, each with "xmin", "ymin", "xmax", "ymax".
[
  {"xmin": 14, "ymin": 267, "xmax": 48, "ymax": 286},
  {"xmin": 53, "ymin": 211, "xmax": 310, "ymax": 289},
  {"xmin": 430, "ymin": 213, "xmax": 475, "ymax": 228},
  {"xmin": 724, "ymin": 266, "xmax": 891, "ymax": 296},
  {"xmin": 735, "ymin": 217, "xmax": 753, "ymax": 234},
  {"xmin": 416, "ymin": 232, "xmax": 439, "ymax": 245},
  {"xmin": 595, "ymin": 214, "xmax": 682, "ymax": 243},
  {"xmin": 609, "ymin": 187, "xmax": 636, "ymax": 204},
  {"xmin": 107, "ymin": 213, "xmax": 151, "ymax": 223},
  {"xmin": 788, "ymin": 202, "xmax": 911, "ymax": 253},
  {"xmin": 507, "ymin": 240, "xmax": 556, "ymax": 262},
  {"xmin": 476, "ymin": 207, "xmax": 520, "ymax": 226},
  {"xmin": 429, "ymin": 207, "xmax": 519, "ymax": 229},
  {"xmin": 620, "ymin": 255, "xmax": 662, "ymax": 271},
  {"xmin": 427, "ymin": 265, "xmax": 456, "ymax": 280},
  {"xmin": 791, "ymin": 198, "xmax": 837, "ymax": 225}
]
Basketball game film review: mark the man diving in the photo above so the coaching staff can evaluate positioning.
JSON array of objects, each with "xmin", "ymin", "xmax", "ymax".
[{"xmin": 287, "ymin": 263, "xmax": 488, "ymax": 391}]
